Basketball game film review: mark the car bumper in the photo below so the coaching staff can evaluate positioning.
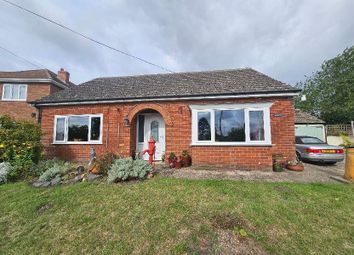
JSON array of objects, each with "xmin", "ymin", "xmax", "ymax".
[{"xmin": 301, "ymin": 153, "xmax": 344, "ymax": 163}]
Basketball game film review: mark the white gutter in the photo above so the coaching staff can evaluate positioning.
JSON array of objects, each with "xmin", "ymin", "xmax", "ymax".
[
  {"xmin": 34, "ymin": 92, "xmax": 300, "ymax": 107},
  {"xmin": 0, "ymin": 78, "xmax": 69, "ymax": 89}
]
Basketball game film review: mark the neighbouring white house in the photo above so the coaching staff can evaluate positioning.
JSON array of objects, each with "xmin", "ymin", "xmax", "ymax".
[{"xmin": 295, "ymin": 109, "xmax": 326, "ymax": 141}]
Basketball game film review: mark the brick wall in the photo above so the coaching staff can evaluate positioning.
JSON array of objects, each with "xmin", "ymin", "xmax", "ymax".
[
  {"xmin": 0, "ymin": 83, "xmax": 63, "ymax": 122},
  {"xmin": 40, "ymin": 97, "xmax": 296, "ymax": 170}
]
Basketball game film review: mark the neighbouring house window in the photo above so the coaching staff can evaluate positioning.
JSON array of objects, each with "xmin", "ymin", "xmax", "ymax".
[
  {"xmin": 138, "ymin": 115, "xmax": 145, "ymax": 143},
  {"xmin": 198, "ymin": 111, "xmax": 211, "ymax": 141},
  {"xmin": 191, "ymin": 103, "xmax": 271, "ymax": 145},
  {"xmin": 53, "ymin": 114, "xmax": 103, "ymax": 144},
  {"xmin": 151, "ymin": 120, "xmax": 159, "ymax": 142},
  {"xmin": 2, "ymin": 84, "xmax": 27, "ymax": 100}
]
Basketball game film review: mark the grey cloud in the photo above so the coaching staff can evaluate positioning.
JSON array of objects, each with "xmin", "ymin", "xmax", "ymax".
[{"xmin": 0, "ymin": 0, "xmax": 353, "ymax": 85}]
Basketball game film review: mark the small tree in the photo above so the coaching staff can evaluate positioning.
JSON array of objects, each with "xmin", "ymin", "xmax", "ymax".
[
  {"xmin": 296, "ymin": 46, "xmax": 354, "ymax": 124},
  {"xmin": 0, "ymin": 115, "xmax": 43, "ymax": 180}
]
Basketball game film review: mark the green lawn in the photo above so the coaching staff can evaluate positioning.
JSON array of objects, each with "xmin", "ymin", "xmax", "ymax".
[{"xmin": 0, "ymin": 178, "xmax": 353, "ymax": 255}]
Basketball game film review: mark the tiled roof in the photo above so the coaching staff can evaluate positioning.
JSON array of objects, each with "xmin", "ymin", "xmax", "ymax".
[
  {"xmin": 295, "ymin": 109, "xmax": 325, "ymax": 124},
  {"xmin": 0, "ymin": 69, "xmax": 75, "ymax": 88},
  {"xmin": 35, "ymin": 68, "xmax": 300, "ymax": 104}
]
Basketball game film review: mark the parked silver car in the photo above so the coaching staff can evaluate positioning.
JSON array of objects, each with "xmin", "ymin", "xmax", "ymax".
[{"xmin": 295, "ymin": 136, "xmax": 344, "ymax": 164}]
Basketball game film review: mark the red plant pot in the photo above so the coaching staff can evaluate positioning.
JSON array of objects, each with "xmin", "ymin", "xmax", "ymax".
[
  {"xmin": 175, "ymin": 161, "xmax": 182, "ymax": 169},
  {"xmin": 286, "ymin": 164, "xmax": 304, "ymax": 171},
  {"xmin": 181, "ymin": 156, "xmax": 191, "ymax": 167},
  {"xmin": 168, "ymin": 158, "xmax": 177, "ymax": 168}
]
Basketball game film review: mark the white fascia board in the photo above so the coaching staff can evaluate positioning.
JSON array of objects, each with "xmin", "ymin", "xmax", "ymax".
[
  {"xmin": 189, "ymin": 102, "xmax": 274, "ymax": 110},
  {"xmin": 34, "ymin": 92, "xmax": 300, "ymax": 107},
  {"xmin": 0, "ymin": 78, "xmax": 68, "ymax": 89}
]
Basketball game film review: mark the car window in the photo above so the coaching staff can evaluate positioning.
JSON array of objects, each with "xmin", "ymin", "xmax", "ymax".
[
  {"xmin": 300, "ymin": 137, "xmax": 325, "ymax": 144},
  {"xmin": 295, "ymin": 137, "xmax": 302, "ymax": 144}
]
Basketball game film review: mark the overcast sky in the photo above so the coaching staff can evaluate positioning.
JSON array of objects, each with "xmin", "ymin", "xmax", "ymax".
[{"xmin": 0, "ymin": 0, "xmax": 353, "ymax": 85}]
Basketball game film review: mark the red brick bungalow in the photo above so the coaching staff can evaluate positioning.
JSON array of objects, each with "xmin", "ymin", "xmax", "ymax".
[{"xmin": 33, "ymin": 68, "xmax": 300, "ymax": 170}]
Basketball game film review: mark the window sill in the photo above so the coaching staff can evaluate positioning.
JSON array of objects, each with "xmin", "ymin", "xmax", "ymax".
[
  {"xmin": 190, "ymin": 142, "xmax": 273, "ymax": 147},
  {"xmin": 1, "ymin": 99, "xmax": 27, "ymax": 102},
  {"xmin": 52, "ymin": 142, "xmax": 103, "ymax": 145}
]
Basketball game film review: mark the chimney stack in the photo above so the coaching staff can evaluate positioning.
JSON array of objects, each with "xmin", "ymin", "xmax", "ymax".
[{"xmin": 57, "ymin": 68, "xmax": 70, "ymax": 83}]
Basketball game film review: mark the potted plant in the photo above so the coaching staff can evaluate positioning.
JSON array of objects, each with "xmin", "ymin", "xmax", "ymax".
[
  {"xmin": 168, "ymin": 152, "xmax": 177, "ymax": 168},
  {"xmin": 286, "ymin": 159, "xmax": 304, "ymax": 171},
  {"xmin": 272, "ymin": 154, "xmax": 286, "ymax": 172},
  {"xmin": 273, "ymin": 161, "xmax": 283, "ymax": 172},
  {"xmin": 181, "ymin": 150, "xmax": 191, "ymax": 167},
  {"xmin": 175, "ymin": 157, "xmax": 182, "ymax": 169}
]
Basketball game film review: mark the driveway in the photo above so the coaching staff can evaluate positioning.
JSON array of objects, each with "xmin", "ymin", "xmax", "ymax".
[{"xmin": 160, "ymin": 161, "xmax": 347, "ymax": 183}]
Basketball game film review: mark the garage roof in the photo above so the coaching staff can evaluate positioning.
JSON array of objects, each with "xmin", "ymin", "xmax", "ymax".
[{"xmin": 295, "ymin": 109, "xmax": 325, "ymax": 124}]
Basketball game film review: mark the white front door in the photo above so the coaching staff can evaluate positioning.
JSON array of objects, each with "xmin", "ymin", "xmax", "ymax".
[{"xmin": 136, "ymin": 113, "xmax": 165, "ymax": 161}]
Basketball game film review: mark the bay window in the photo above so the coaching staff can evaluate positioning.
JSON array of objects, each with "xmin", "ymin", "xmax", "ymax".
[
  {"xmin": 191, "ymin": 103, "xmax": 271, "ymax": 145},
  {"xmin": 53, "ymin": 114, "xmax": 103, "ymax": 144}
]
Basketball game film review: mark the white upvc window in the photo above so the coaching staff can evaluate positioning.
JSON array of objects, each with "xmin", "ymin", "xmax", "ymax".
[
  {"xmin": 190, "ymin": 103, "xmax": 272, "ymax": 146},
  {"xmin": 2, "ymin": 84, "xmax": 27, "ymax": 101},
  {"xmin": 53, "ymin": 114, "xmax": 103, "ymax": 144}
]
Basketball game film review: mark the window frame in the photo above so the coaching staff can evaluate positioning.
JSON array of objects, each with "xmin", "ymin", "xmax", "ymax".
[
  {"xmin": 137, "ymin": 114, "xmax": 145, "ymax": 143},
  {"xmin": 194, "ymin": 109, "xmax": 214, "ymax": 144},
  {"xmin": 53, "ymin": 114, "xmax": 103, "ymax": 144},
  {"xmin": 190, "ymin": 103, "xmax": 272, "ymax": 146},
  {"xmin": 2, "ymin": 84, "xmax": 28, "ymax": 101}
]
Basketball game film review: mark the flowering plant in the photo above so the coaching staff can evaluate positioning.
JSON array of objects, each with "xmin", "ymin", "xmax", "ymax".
[{"xmin": 0, "ymin": 115, "xmax": 43, "ymax": 180}]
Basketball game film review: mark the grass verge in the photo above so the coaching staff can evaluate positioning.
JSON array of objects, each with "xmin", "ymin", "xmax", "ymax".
[{"xmin": 0, "ymin": 178, "xmax": 353, "ymax": 254}]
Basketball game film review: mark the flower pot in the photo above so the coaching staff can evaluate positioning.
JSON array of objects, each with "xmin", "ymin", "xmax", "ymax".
[
  {"xmin": 181, "ymin": 156, "xmax": 191, "ymax": 167},
  {"xmin": 175, "ymin": 161, "xmax": 182, "ymax": 169},
  {"xmin": 273, "ymin": 163, "xmax": 283, "ymax": 172},
  {"xmin": 168, "ymin": 158, "xmax": 177, "ymax": 168},
  {"xmin": 286, "ymin": 164, "xmax": 304, "ymax": 171}
]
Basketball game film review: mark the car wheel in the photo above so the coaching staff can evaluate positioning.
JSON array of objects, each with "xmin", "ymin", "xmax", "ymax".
[
  {"xmin": 296, "ymin": 152, "xmax": 302, "ymax": 162},
  {"xmin": 326, "ymin": 162, "xmax": 337, "ymax": 165}
]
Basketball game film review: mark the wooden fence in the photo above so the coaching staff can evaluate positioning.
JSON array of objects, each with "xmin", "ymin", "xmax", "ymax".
[{"xmin": 326, "ymin": 123, "xmax": 354, "ymax": 136}]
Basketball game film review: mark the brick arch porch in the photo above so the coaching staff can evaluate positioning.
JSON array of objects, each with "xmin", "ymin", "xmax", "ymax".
[
  {"xmin": 126, "ymin": 104, "xmax": 168, "ymax": 159},
  {"xmin": 127, "ymin": 103, "xmax": 173, "ymax": 127}
]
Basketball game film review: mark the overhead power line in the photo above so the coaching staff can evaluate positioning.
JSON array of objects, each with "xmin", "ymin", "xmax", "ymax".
[
  {"xmin": 1, "ymin": 0, "xmax": 174, "ymax": 73},
  {"xmin": 0, "ymin": 45, "xmax": 44, "ymax": 68}
]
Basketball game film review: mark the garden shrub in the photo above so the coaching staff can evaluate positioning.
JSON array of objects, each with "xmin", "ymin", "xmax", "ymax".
[
  {"xmin": 96, "ymin": 152, "xmax": 120, "ymax": 175},
  {"xmin": 38, "ymin": 162, "xmax": 73, "ymax": 182},
  {"xmin": 29, "ymin": 158, "xmax": 67, "ymax": 177},
  {"xmin": 107, "ymin": 158, "xmax": 152, "ymax": 183},
  {"xmin": 132, "ymin": 159, "xmax": 153, "ymax": 179},
  {"xmin": 0, "ymin": 115, "xmax": 43, "ymax": 180},
  {"xmin": 0, "ymin": 162, "xmax": 13, "ymax": 184}
]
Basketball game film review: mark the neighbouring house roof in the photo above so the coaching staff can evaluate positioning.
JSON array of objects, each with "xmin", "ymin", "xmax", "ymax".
[
  {"xmin": 34, "ymin": 68, "xmax": 300, "ymax": 106},
  {"xmin": 0, "ymin": 69, "xmax": 75, "ymax": 88},
  {"xmin": 295, "ymin": 109, "xmax": 325, "ymax": 124}
]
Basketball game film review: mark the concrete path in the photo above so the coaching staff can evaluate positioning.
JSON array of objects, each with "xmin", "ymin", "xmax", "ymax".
[{"xmin": 160, "ymin": 161, "xmax": 348, "ymax": 183}]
